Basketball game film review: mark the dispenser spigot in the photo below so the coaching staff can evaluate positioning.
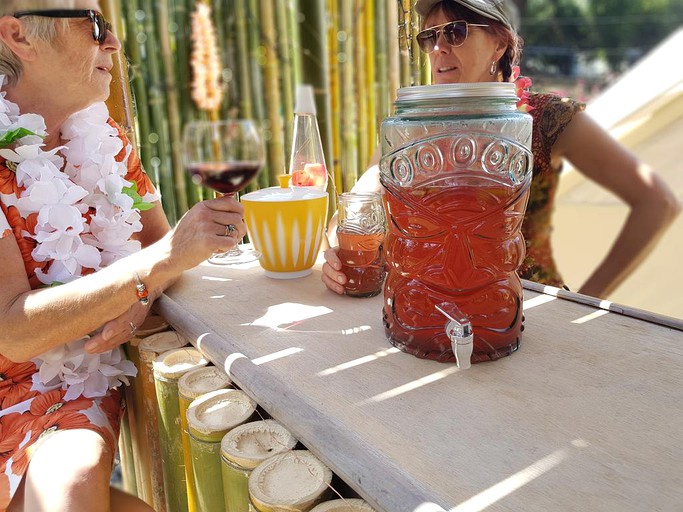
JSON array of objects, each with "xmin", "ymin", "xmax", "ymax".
[{"xmin": 435, "ymin": 304, "xmax": 473, "ymax": 369}]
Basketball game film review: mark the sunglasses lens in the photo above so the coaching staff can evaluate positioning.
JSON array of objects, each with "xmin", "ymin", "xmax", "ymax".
[
  {"xmin": 443, "ymin": 21, "xmax": 467, "ymax": 47},
  {"xmin": 92, "ymin": 12, "xmax": 107, "ymax": 43},
  {"xmin": 417, "ymin": 30, "xmax": 437, "ymax": 53}
]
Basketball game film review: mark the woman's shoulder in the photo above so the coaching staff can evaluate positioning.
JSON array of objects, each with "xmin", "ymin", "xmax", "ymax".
[
  {"xmin": 528, "ymin": 92, "xmax": 586, "ymax": 148},
  {"xmin": 528, "ymin": 92, "xmax": 586, "ymax": 118}
]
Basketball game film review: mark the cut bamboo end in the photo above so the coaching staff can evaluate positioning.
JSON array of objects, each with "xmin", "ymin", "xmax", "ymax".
[
  {"xmin": 221, "ymin": 419, "xmax": 297, "ymax": 470},
  {"xmin": 138, "ymin": 331, "xmax": 187, "ymax": 359},
  {"xmin": 187, "ymin": 389, "xmax": 256, "ymax": 442},
  {"xmin": 311, "ymin": 499, "xmax": 377, "ymax": 512},
  {"xmin": 153, "ymin": 348, "xmax": 209, "ymax": 381},
  {"xmin": 133, "ymin": 314, "xmax": 170, "ymax": 339},
  {"xmin": 179, "ymin": 366, "xmax": 233, "ymax": 402},
  {"xmin": 249, "ymin": 450, "xmax": 332, "ymax": 512}
]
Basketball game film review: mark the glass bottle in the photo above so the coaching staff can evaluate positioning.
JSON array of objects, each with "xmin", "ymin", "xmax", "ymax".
[{"xmin": 288, "ymin": 84, "xmax": 328, "ymax": 192}]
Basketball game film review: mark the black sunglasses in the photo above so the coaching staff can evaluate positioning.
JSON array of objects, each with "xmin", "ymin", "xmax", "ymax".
[
  {"xmin": 13, "ymin": 9, "xmax": 112, "ymax": 45},
  {"xmin": 416, "ymin": 20, "xmax": 489, "ymax": 54}
]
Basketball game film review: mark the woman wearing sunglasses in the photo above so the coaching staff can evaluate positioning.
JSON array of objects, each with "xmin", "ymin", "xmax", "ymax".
[
  {"xmin": 0, "ymin": 1, "xmax": 248, "ymax": 511},
  {"xmin": 322, "ymin": 0, "xmax": 679, "ymax": 299}
]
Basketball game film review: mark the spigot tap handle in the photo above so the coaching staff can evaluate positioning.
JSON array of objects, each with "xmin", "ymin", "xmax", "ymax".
[{"xmin": 435, "ymin": 304, "xmax": 473, "ymax": 370}]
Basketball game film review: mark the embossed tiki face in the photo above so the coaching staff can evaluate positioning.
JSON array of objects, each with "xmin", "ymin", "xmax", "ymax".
[{"xmin": 381, "ymin": 133, "xmax": 532, "ymax": 291}]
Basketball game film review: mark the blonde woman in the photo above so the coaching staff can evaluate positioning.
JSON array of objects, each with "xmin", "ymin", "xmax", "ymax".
[{"xmin": 0, "ymin": 1, "xmax": 246, "ymax": 510}]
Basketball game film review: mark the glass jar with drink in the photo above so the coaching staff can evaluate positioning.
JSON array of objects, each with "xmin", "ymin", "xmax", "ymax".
[{"xmin": 337, "ymin": 192, "xmax": 387, "ymax": 298}]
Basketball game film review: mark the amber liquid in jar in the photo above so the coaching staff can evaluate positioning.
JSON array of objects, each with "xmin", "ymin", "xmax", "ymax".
[{"xmin": 338, "ymin": 230, "xmax": 386, "ymax": 298}]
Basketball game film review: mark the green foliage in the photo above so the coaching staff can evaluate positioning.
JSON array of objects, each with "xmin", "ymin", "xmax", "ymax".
[
  {"xmin": 0, "ymin": 128, "xmax": 41, "ymax": 147},
  {"xmin": 122, "ymin": 181, "xmax": 157, "ymax": 211},
  {"xmin": 520, "ymin": 0, "xmax": 683, "ymax": 73}
]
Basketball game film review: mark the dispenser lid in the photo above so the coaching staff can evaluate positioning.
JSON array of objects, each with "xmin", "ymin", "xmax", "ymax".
[
  {"xmin": 249, "ymin": 450, "xmax": 332, "ymax": 510},
  {"xmin": 294, "ymin": 84, "xmax": 317, "ymax": 115},
  {"xmin": 396, "ymin": 82, "xmax": 517, "ymax": 102},
  {"xmin": 241, "ymin": 185, "xmax": 326, "ymax": 203},
  {"xmin": 179, "ymin": 366, "xmax": 233, "ymax": 401},
  {"xmin": 221, "ymin": 419, "xmax": 297, "ymax": 470},
  {"xmin": 311, "ymin": 499, "xmax": 376, "ymax": 512},
  {"xmin": 187, "ymin": 389, "xmax": 256, "ymax": 438}
]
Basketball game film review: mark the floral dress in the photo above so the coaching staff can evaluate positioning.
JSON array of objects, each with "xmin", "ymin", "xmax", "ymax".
[
  {"xmin": 0, "ymin": 119, "xmax": 159, "ymax": 510},
  {"xmin": 518, "ymin": 92, "xmax": 586, "ymax": 288}
]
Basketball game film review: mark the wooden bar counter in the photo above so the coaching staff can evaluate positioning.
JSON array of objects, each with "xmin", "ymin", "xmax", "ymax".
[{"xmin": 155, "ymin": 260, "xmax": 683, "ymax": 512}]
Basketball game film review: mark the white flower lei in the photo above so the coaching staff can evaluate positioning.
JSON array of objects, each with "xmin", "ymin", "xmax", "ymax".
[{"xmin": 0, "ymin": 76, "xmax": 151, "ymax": 401}]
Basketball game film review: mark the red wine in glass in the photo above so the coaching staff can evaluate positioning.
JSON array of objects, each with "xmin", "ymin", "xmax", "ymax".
[
  {"xmin": 183, "ymin": 119, "xmax": 265, "ymax": 265},
  {"xmin": 188, "ymin": 161, "xmax": 261, "ymax": 194}
]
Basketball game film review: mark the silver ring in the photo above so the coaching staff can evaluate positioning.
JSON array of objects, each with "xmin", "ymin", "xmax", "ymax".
[
  {"xmin": 129, "ymin": 321, "xmax": 137, "ymax": 335},
  {"xmin": 225, "ymin": 224, "xmax": 237, "ymax": 236}
]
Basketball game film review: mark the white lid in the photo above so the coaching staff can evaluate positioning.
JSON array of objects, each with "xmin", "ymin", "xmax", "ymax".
[
  {"xmin": 138, "ymin": 331, "xmax": 186, "ymax": 354},
  {"xmin": 311, "ymin": 499, "xmax": 376, "ymax": 512},
  {"xmin": 221, "ymin": 419, "xmax": 297, "ymax": 470},
  {"xmin": 152, "ymin": 347, "xmax": 208, "ymax": 380},
  {"xmin": 187, "ymin": 389, "xmax": 256, "ymax": 436},
  {"xmin": 295, "ymin": 84, "xmax": 317, "ymax": 115},
  {"xmin": 241, "ymin": 185, "xmax": 326, "ymax": 203},
  {"xmin": 249, "ymin": 450, "xmax": 332, "ymax": 510},
  {"xmin": 179, "ymin": 366, "xmax": 233, "ymax": 400}
]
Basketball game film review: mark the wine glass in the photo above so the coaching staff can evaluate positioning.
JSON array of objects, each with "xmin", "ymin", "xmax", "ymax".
[{"xmin": 183, "ymin": 120, "xmax": 265, "ymax": 265}]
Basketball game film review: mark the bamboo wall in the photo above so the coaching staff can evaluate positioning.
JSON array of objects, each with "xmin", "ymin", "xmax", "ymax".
[{"xmin": 110, "ymin": 0, "xmax": 427, "ymax": 224}]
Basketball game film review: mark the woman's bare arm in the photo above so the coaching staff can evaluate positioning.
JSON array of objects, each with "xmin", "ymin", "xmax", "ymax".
[
  {"xmin": 0, "ymin": 196, "xmax": 245, "ymax": 362},
  {"xmin": 554, "ymin": 112, "xmax": 680, "ymax": 298}
]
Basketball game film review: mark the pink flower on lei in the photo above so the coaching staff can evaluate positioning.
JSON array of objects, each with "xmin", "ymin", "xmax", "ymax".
[{"xmin": 511, "ymin": 66, "xmax": 534, "ymax": 113}]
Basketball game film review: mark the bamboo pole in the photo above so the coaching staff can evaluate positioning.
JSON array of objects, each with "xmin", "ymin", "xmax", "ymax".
[
  {"xmin": 375, "ymin": 0, "xmax": 389, "ymax": 123},
  {"xmin": 398, "ymin": 0, "xmax": 411, "ymax": 87},
  {"xmin": 102, "ymin": 0, "xmax": 140, "ymax": 498},
  {"xmin": 387, "ymin": 0, "xmax": 400, "ymax": 112},
  {"xmin": 248, "ymin": 451, "xmax": 333, "ymax": 511},
  {"xmin": 288, "ymin": 0, "xmax": 303, "ymax": 86},
  {"xmin": 259, "ymin": 0, "xmax": 287, "ymax": 183},
  {"xmin": 235, "ymin": 0, "xmax": 254, "ymax": 120},
  {"xmin": 247, "ymin": 0, "xmax": 272, "ymax": 189},
  {"xmin": 326, "ymin": 0, "xmax": 342, "ymax": 196},
  {"xmin": 276, "ymin": 0, "xmax": 295, "ymax": 162},
  {"xmin": 221, "ymin": 420, "xmax": 298, "ymax": 512},
  {"xmin": 187, "ymin": 390, "xmax": 256, "ymax": 512},
  {"xmin": 156, "ymin": 0, "xmax": 188, "ymax": 215},
  {"xmin": 121, "ymin": 0, "xmax": 155, "ymax": 188},
  {"xmin": 340, "ymin": 0, "xmax": 358, "ymax": 191},
  {"xmin": 153, "ymin": 348, "xmax": 209, "ymax": 512},
  {"xmin": 124, "ymin": 316, "xmax": 171, "ymax": 505},
  {"xmin": 298, "ymin": 0, "xmax": 333, "ymax": 201},
  {"xmin": 178, "ymin": 367, "xmax": 233, "ymax": 512},
  {"xmin": 103, "ymin": 0, "xmax": 135, "ymax": 143},
  {"xmin": 355, "ymin": 0, "xmax": 369, "ymax": 173},
  {"xmin": 364, "ymin": 0, "xmax": 378, "ymax": 156},
  {"xmin": 138, "ymin": 331, "xmax": 188, "ymax": 512},
  {"xmin": 140, "ymin": 0, "xmax": 178, "ymax": 224}
]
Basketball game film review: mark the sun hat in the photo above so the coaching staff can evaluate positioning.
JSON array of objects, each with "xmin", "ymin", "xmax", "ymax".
[{"xmin": 415, "ymin": 0, "xmax": 519, "ymax": 31}]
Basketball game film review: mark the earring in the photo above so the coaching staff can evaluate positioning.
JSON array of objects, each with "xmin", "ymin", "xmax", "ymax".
[{"xmin": 490, "ymin": 60, "xmax": 497, "ymax": 75}]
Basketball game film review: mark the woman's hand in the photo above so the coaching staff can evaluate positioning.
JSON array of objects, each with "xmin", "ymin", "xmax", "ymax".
[
  {"xmin": 321, "ymin": 247, "xmax": 347, "ymax": 295},
  {"xmin": 165, "ymin": 195, "xmax": 247, "ymax": 272},
  {"xmin": 84, "ymin": 299, "xmax": 153, "ymax": 354}
]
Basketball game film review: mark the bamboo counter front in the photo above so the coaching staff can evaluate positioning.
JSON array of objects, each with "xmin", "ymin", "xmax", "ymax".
[{"xmin": 155, "ymin": 259, "xmax": 683, "ymax": 512}]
